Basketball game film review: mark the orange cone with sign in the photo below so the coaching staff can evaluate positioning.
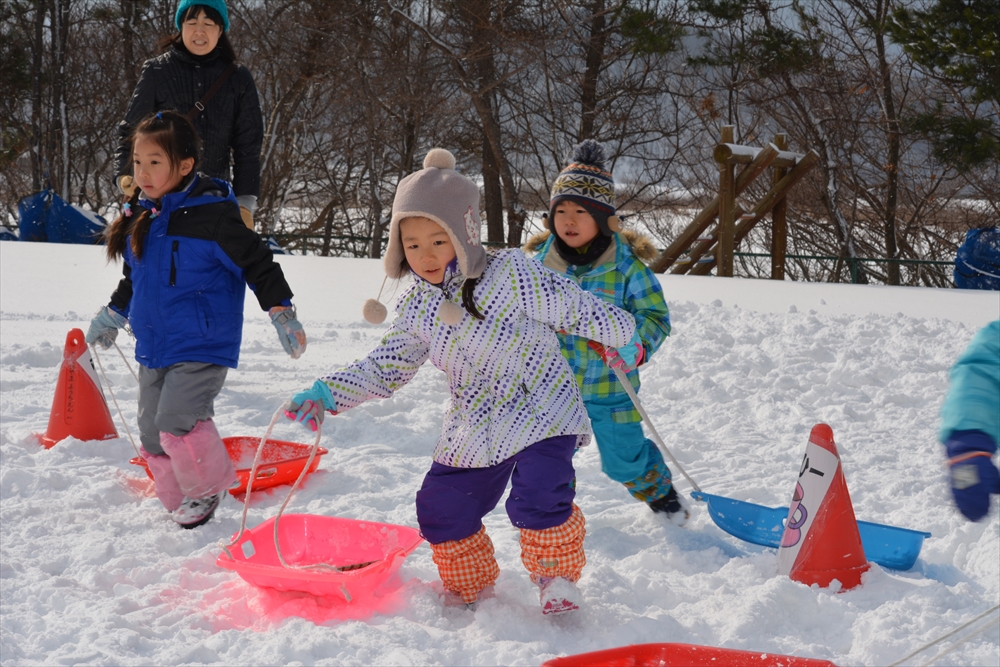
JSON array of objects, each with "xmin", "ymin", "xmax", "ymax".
[
  {"xmin": 777, "ymin": 424, "xmax": 869, "ymax": 591},
  {"xmin": 37, "ymin": 328, "xmax": 118, "ymax": 448}
]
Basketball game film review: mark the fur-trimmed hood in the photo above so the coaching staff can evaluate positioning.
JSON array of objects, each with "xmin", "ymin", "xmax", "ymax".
[{"xmin": 523, "ymin": 228, "xmax": 659, "ymax": 264}]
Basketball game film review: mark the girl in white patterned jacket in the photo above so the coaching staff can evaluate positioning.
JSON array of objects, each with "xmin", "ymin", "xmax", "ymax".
[{"xmin": 284, "ymin": 149, "xmax": 641, "ymax": 615}]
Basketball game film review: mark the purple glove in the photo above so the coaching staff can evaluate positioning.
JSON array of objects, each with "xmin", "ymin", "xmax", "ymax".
[{"xmin": 946, "ymin": 430, "xmax": 1000, "ymax": 522}]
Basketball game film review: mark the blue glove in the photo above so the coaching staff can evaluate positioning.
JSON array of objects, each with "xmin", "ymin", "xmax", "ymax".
[
  {"xmin": 946, "ymin": 430, "xmax": 1000, "ymax": 522},
  {"xmin": 85, "ymin": 306, "xmax": 128, "ymax": 349},
  {"xmin": 284, "ymin": 380, "xmax": 336, "ymax": 432},
  {"xmin": 606, "ymin": 330, "xmax": 645, "ymax": 373},
  {"xmin": 270, "ymin": 306, "xmax": 307, "ymax": 359}
]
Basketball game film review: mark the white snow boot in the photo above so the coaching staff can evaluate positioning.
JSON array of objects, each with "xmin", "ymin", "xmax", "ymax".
[
  {"xmin": 538, "ymin": 577, "xmax": 581, "ymax": 615},
  {"xmin": 172, "ymin": 493, "xmax": 222, "ymax": 529}
]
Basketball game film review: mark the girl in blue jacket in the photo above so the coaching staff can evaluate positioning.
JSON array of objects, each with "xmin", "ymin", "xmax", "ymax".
[{"xmin": 87, "ymin": 110, "xmax": 306, "ymax": 528}]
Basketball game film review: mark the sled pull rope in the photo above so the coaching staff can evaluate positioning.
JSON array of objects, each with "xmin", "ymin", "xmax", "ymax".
[
  {"xmin": 886, "ymin": 603, "xmax": 999, "ymax": 667},
  {"xmin": 112, "ymin": 340, "xmax": 140, "ymax": 383},
  {"xmin": 587, "ymin": 341, "xmax": 701, "ymax": 493},
  {"xmin": 222, "ymin": 406, "xmax": 286, "ymax": 552},
  {"xmin": 90, "ymin": 344, "xmax": 140, "ymax": 457}
]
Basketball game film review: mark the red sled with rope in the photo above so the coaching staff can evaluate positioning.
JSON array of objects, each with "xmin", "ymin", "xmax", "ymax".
[{"xmin": 541, "ymin": 643, "xmax": 837, "ymax": 667}]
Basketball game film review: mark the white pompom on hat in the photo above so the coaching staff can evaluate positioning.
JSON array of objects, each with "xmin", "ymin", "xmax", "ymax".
[
  {"xmin": 362, "ymin": 148, "xmax": 486, "ymax": 324},
  {"xmin": 362, "ymin": 297, "xmax": 388, "ymax": 324}
]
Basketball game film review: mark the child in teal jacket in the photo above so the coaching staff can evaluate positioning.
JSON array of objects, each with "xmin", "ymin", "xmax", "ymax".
[
  {"xmin": 526, "ymin": 140, "xmax": 686, "ymax": 524},
  {"xmin": 940, "ymin": 319, "xmax": 1000, "ymax": 521}
]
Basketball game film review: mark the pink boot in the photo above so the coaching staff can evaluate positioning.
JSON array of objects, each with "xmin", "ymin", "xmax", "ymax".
[
  {"xmin": 159, "ymin": 419, "xmax": 237, "ymax": 499},
  {"xmin": 140, "ymin": 447, "xmax": 184, "ymax": 512}
]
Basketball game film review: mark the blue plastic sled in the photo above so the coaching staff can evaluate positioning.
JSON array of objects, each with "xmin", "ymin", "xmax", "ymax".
[{"xmin": 691, "ymin": 491, "xmax": 931, "ymax": 571}]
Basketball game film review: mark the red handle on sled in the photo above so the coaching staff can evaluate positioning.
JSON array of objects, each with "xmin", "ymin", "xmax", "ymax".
[{"xmin": 587, "ymin": 340, "xmax": 610, "ymax": 361}]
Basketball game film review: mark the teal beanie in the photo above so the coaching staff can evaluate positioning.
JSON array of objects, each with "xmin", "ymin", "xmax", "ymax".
[{"xmin": 175, "ymin": 0, "xmax": 230, "ymax": 32}]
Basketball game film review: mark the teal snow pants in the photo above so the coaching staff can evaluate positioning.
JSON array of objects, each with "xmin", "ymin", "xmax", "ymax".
[{"xmin": 584, "ymin": 395, "xmax": 673, "ymax": 503}]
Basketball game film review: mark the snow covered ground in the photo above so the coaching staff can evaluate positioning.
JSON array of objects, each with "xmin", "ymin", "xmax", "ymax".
[{"xmin": 1, "ymin": 241, "xmax": 998, "ymax": 666}]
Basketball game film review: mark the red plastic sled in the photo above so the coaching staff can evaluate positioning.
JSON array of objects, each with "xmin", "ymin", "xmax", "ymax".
[
  {"xmin": 541, "ymin": 643, "xmax": 837, "ymax": 667},
  {"xmin": 130, "ymin": 436, "xmax": 328, "ymax": 496}
]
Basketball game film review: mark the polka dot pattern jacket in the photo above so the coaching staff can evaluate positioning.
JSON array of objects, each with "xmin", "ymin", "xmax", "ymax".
[{"xmin": 318, "ymin": 249, "xmax": 637, "ymax": 468}]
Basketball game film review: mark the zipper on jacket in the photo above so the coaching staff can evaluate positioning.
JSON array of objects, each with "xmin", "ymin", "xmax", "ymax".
[{"xmin": 169, "ymin": 241, "xmax": 179, "ymax": 286}]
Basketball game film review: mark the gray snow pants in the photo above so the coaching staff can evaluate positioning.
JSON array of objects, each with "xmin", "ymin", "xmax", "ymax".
[{"xmin": 137, "ymin": 362, "xmax": 228, "ymax": 455}]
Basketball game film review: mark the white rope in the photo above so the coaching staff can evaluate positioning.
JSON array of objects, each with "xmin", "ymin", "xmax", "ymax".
[
  {"xmin": 962, "ymin": 260, "xmax": 1000, "ymax": 280},
  {"xmin": 922, "ymin": 616, "xmax": 1000, "ymax": 666},
  {"xmin": 887, "ymin": 603, "xmax": 1000, "ymax": 667},
  {"xmin": 223, "ymin": 406, "xmax": 286, "ymax": 551},
  {"xmin": 90, "ymin": 344, "xmax": 140, "ymax": 457},
  {"xmin": 608, "ymin": 363, "xmax": 701, "ymax": 493},
  {"xmin": 112, "ymin": 340, "xmax": 139, "ymax": 383}
]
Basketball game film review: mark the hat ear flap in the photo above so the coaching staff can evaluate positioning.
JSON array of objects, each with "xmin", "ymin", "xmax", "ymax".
[{"xmin": 607, "ymin": 215, "xmax": 622, "ymax": 233}]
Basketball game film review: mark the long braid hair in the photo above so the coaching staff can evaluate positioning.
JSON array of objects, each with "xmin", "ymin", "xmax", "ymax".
[
  {"xmin": 461, "ymin": 277, "xmax": 485, "ymax": 320},
  {"xmin": 105, "ymin": 111, "xmax": 201, "ymax": 261}
]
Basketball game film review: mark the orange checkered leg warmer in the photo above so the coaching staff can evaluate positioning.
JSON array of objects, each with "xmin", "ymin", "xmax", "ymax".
[
  {"xmin": 429, "ymin": 525, "xmax": 501, "ymax": 604},
  {"xmin": 519, "ymin": 504, "xmax": 586, "ymax": 584}
]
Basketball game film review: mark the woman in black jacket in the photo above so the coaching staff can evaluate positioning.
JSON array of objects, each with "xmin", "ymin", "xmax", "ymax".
[{"xmin": 114, "ymin": 0, "xmax": 263, "ymax": 229}]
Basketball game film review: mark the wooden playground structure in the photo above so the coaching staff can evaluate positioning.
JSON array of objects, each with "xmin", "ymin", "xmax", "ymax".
[{"xmin": 650, "ymin": 126, "xmax": 819, "ymax": 278}]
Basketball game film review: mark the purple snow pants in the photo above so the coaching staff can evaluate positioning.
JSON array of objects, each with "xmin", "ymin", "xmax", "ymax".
[{"xmin": 415, "ymin": 435, "xmax": 578, "ymax": 544}]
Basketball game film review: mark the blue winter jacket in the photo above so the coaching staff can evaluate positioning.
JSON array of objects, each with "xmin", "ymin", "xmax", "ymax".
[
  {"xmin": 108, "ymin": 174, "xmax": 293, "ymax": 369},
  {"xmin": 939, "ymin": 320, "xmax": 1000, "ymax": 446}
]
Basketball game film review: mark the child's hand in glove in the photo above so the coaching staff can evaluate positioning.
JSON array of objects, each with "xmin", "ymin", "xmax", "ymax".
[
  {"xmin": 606, "ymin": 331, "xmax": 645, "ymax": 373},
  {"xmin": 270, "ymin": 305, "xmax": 307, "ymax": 359},
  {"xmin": 285, "ymin": 380, "xmax": 337, "ymax": 432},
  {"xmin": 946, "ymin": 430, "xmax": 1000, "ymax": 522},
  {"xmin": 85, "ymin": 307, "xmax": 128, "ymax": 349}
]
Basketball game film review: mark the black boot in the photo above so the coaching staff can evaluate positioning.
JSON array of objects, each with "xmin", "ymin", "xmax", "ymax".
[{"xmin": 649, "ymin": 487, "xmax": 690, "ymax": 526}]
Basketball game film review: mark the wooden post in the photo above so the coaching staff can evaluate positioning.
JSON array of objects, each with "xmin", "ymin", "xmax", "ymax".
[
  {"xmin": 771, "ymin": 134, "xmax": 788, "ymax": 280},
  {"xmin": 717, "ymin": 126, "xmax": 735, "ymax": 277},
  {"xmin": 652, "ymin": 143, "xmax": 779, "ymax": 274},
  {"xmin": 690, "ymin": 150, "xmax": 819, "ymax": 276}
]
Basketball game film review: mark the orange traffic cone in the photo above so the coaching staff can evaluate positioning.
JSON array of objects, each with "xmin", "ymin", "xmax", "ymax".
[
  {"xmin": 37, "ymin": 328, "xmax": 118, "ymax": 449},
  {"xmin": 777, "ymin": 423, "xmax": 869, "ymax": 591}
]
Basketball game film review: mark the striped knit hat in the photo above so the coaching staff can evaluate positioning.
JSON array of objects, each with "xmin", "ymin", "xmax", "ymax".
[{"xmin": 547, "ymin": 140, "xmax": 621, "ymax": 236}]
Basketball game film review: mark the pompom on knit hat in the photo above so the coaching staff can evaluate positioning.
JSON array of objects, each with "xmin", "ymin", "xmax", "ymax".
[
  {"xmin": 546, "ymin": 139, "xmax": 622, "ymax": 236},
  {"xmin": 363, "ymin": 148, "xmax": 486, "ymax": 325},
  {"xmin": 175, "ymin": 0, "xmax": 230, "ymax": 32}
]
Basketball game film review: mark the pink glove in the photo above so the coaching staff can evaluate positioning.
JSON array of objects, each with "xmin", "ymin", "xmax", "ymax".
[{"xmin": 606, "ymin": 334, "xmax": 645, "ymax": 373}]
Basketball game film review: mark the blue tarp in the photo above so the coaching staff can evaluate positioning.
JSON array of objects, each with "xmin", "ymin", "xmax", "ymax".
[
  {"xmin": 17, "ymin": 190, "xmax": 106, "ymax": 244},
  {"xmin": 955, "ymin": 227, "xmax": 1000, "ymax": 290}
]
